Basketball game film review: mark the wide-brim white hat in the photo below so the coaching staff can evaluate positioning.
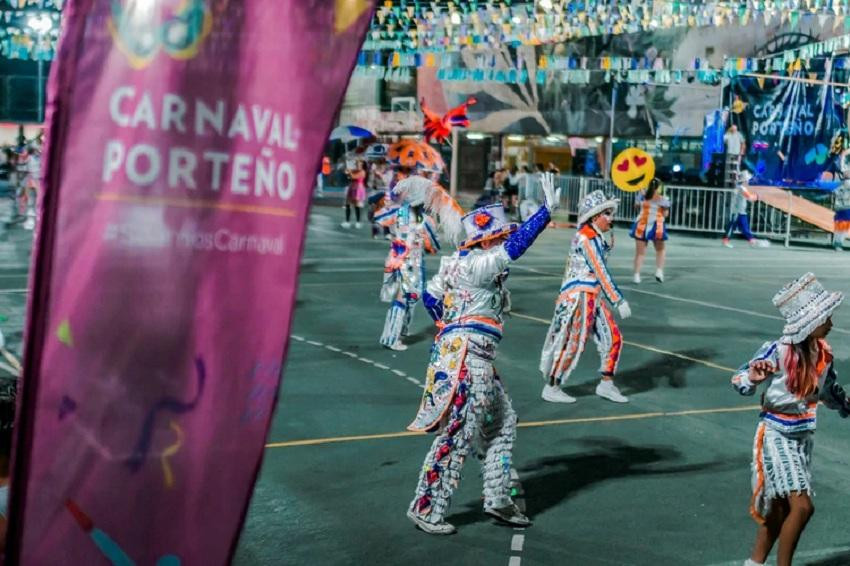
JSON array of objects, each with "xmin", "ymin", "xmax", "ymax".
[
  {"xmin": 578, "ymin": 189, "xmax": 620, "ymax": 225},
  {"xmin": 773, "ymin": 272, "xmax": 844, "ymax": 344},
  {"xmin": 458, "ymin": 203, "xmax": 519, "ymax": 249}
]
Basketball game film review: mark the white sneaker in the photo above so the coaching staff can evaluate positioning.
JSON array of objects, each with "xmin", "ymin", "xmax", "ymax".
[
  {"xmin": 406, "ymin": 510, "xmax": 457, "ymax": 535},
  {"xmin": 340, "ymin": 221, "xmax": 351, "ymax": 229},
  {"xmin": 756, "ymin": 239, "xmax": 770, "ymax": 248},
  {"xmin": 387, "ymin": 342, "xmax": 408, "ymax": 351},
  {"xmin": 655, "ymin": 269, "xmax": 664, "ymax": 283},
  {"xmin": 541, "ymin": 384, "xmax": 577, "ymax": 404},
  {"xmin": 384, "ymin": 233, "xmax": 393, "ymax": 240},
  {"xmin": 595, "ymin": 380, "xmax": 628, "ymax": 403},
  {"xmin": 484, "ymin": 503, "xmax": 532, "ymax": 527},
  {"xmin": 632, "ymin": 273, "xmax": 641, "ymax": 284},
  {"xmin": 743, "ymin": 560, "xmax": 765, "ymax": 566},
  {"xmin": 722, "ymin": 239, "xmax": 734, "ymax": 248},
  {"xmin": 355, "ymin": 222, "xmax": 362, "ymax": 229}
]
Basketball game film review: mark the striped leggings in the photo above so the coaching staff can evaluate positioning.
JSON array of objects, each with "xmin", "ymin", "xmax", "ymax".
[{"xmin": 539, "ymin": 292, "xmax": 622, "ymax": 383}]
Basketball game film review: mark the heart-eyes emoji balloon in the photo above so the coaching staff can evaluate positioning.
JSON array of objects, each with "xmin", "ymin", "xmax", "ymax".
[{"xmin": 611, "ymin": 148, "xmax": 655, "ymax": 192}]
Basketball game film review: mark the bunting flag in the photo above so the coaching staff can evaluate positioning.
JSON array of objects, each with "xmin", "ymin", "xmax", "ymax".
[{"xmin": 7, "ymin": 0, "xmax": 374, "ymax": 564}]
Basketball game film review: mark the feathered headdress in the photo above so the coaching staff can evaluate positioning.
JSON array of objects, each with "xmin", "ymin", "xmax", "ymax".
[{"xmin": 392, "ymin": 176, "xmax": 465, "ymax": 247}]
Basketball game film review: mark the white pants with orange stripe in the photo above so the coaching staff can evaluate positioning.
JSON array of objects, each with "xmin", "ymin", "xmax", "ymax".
[
  {"xmin": 749, "ymin": 422, "xmax": 814, "ymax": 522},
  {"xmin": 539, "ymin": 291, "xmax": 622, "ymax": 383}
]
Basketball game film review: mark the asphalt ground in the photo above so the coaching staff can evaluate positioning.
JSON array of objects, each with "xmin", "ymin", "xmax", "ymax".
[
  {"xmin": 232, "ymin": 204, "xmax": 850, "ymax": 566},
  {"xmin": 1, "ymin": 200, "xmax": 848, "ymax": 565}
]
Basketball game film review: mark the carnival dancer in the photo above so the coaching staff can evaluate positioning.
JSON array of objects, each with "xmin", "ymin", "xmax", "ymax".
[
  {"xmin": 732, "ymin": 273, "xmax": 849, "ymax": 566},
  {"xmin": 378, "ymin": 202, "xmax": 440, "ymax": 351},
  {"xmin": 404, "ymin": 174, "xmax": 560, "ymax": 535},
  {"xmin": 539, "ymin": 190, "xmax": 632, "ymax": 405},
  {"xmin": 630, "ymin": 178, "xmax": 670, "ymax": 283}
]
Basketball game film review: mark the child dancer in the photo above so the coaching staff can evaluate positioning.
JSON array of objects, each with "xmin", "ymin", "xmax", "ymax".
[
  {"xmin": 732, "ymin": 273, "xmax": 849, "ymax": 566},
  {"xmin": 404, "ymin": 174, "xmax": 560, "ymax": 535},
  {"xmin": 539, "ymin": 190, "xmax": 632, "ymax": 404},
  {"xmin": 630, "ymin": 178, "xmax": 670, "ymax": 283}
]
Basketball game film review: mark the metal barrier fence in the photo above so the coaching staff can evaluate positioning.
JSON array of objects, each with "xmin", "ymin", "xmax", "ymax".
[{"xmin": 520, "ymin": 175, "xmax": 832, "ymax": 247}]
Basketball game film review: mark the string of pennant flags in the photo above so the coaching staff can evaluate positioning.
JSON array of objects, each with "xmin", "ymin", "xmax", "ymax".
[
  {"xmin": 0, "ymin": 0, "xmax": 62, "ymax": 8},
  {"xmin": 367, "ymin": 0, "xmax": 850, "ymax": 50},
  {"xmin": 354, "ymin": 31, "xmax": 850, "ymax": 84}
]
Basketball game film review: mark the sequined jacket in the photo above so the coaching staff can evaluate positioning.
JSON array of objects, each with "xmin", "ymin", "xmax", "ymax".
[
  {"xmin": 381, "ymin": 213, "xmax": 439, "ymax": 301},
  {"xmin": 423, "ymin": 204, "xmax": 552, "ymax": 335},
  {"xmin": 558, "ymin": 224, "xmax": 624, "ymax": 306},
  {"xmin": 731, "ymin": 339, "xmax": 850, "ymax": 433}
]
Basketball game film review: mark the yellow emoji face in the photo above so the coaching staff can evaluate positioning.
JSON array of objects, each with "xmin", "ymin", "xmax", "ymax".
[{"xmin": 611, "ymin": 148, "xmax": 655, "ymax": 192}]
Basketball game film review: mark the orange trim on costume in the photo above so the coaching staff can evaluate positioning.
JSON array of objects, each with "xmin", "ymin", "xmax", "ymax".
[
  {"xmin": 764, "ymin": 409, "xmax": 817, "ymax": 420},
  {"xmin": 453, "ymin": 315, "xmax": 503, "ymax": 331},
  {"xmin": 581, "ymin": 238, "xmax": 621, "ymax": 303},
  {"xmin": 749, "ymin": 422, "xmax": 767, "ymax": 525},
  {"xmin": 600, "ymin": 303, "xmax": 622, "ymax": 374},
  {"xmin": 552, "ymin": 294, "xmax": 588, "ymax": 378},
  {"xmin": 634, "ymin": 203, "xmax": 649, "ymax": 239},
  {"xmin": 578, "ymin": 224, "xmax": 598, "ymax": 239},
  {"xmin": 653, "ymin": 203, "xmax": 666, "ymax": 240}
]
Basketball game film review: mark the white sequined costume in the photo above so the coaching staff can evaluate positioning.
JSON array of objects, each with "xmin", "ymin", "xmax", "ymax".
[
  {"xmin": 539, "ymin": 223, "xmax": 625, "ymax": 383},
  {"xmin": 732, "ymin": 339, "xmax": 850, "ymax": 522},
  {"xmin": 407, "ymin": 204, "xmax": 552, "ymax": 526},
  {"xmin": 378, "ymin": 205, "xmax": 439, "ymax": 348}
]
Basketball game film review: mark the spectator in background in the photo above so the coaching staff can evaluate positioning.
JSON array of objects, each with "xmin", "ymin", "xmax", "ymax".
[
  {"xmin": 315, "ymin": 155, "xmax": 330, "ymax": 198},
  {"xmin": 722, "ymin": 170, "xmax": 769, "ymax": 248},
  {"xmin": 342, "ymin": 160, "xmax": 367, "ymax": 229},
  {"xmin": 724, "ymin": 124, "xmax": 746, "ymax": 166},
  {"xmin": 546, "ymin": 162, "xmax": 560, "ymax": 175},
  {"xmin": 503, "ymin": 166, "xmax": 520, "ymax": 216}
]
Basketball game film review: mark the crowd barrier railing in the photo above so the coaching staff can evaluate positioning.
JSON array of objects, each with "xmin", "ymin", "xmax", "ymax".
[{"xmin": 519, "ymin": 175, "xmax": 832, "ymax": 247}]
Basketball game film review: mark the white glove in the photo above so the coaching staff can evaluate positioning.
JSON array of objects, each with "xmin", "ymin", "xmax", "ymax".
[
  {"xmin": 540, "ymin": 172, "xmax": 561, "ymax": 211},
  {"xmin": 617, "ymin": 301, "xmax": 631, "ymax": 320}
]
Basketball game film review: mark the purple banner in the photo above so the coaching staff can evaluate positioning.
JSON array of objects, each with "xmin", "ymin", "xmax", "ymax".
[{"xmin": 8, "ymin": 1, "xmax": 373, "ymax": 563}]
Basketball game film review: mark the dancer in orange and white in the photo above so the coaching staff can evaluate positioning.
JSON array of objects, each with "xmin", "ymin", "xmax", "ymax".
[
  {"xmin": 539, "ymin": 190, "xmax": 631, "ymax": 405},
  {"xmin": 629, "ymin": 178, "xmax": 669, "ymax": 283},
  {"xmin": 732, "ymin": 273, "xmax": 850, "ymax": 566}
]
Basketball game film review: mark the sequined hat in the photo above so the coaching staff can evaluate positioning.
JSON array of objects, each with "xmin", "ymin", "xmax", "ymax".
[
  {"xmin": 458, "ymin": 204, "xmax": 519, "ymax": 249},
  {"xmin": 578, "ymin": 190, "xmax": 620, "ymax": 225},
  {"xmin": 773, "ymin": 272, "xmax": 844, "ymax": 344}
]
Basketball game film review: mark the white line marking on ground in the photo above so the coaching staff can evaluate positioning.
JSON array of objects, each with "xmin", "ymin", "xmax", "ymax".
[
  {"xmin": 292, "ymin": 335, "xmax": 422, "ymax": 387},
  {"xmin": 511, "ymin": 535, "xmax": 525, "ymax": 552},
  {"xmin": 510, "ymin": 312, "xmax": 736, "ymax": 372},
  {"xmin": 508, "ymin": 556, "xmax": 521, "ymax": 566},
  {"xmin": 0, "ymin": 289, "xmax": 27, "ymax": 294}
]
